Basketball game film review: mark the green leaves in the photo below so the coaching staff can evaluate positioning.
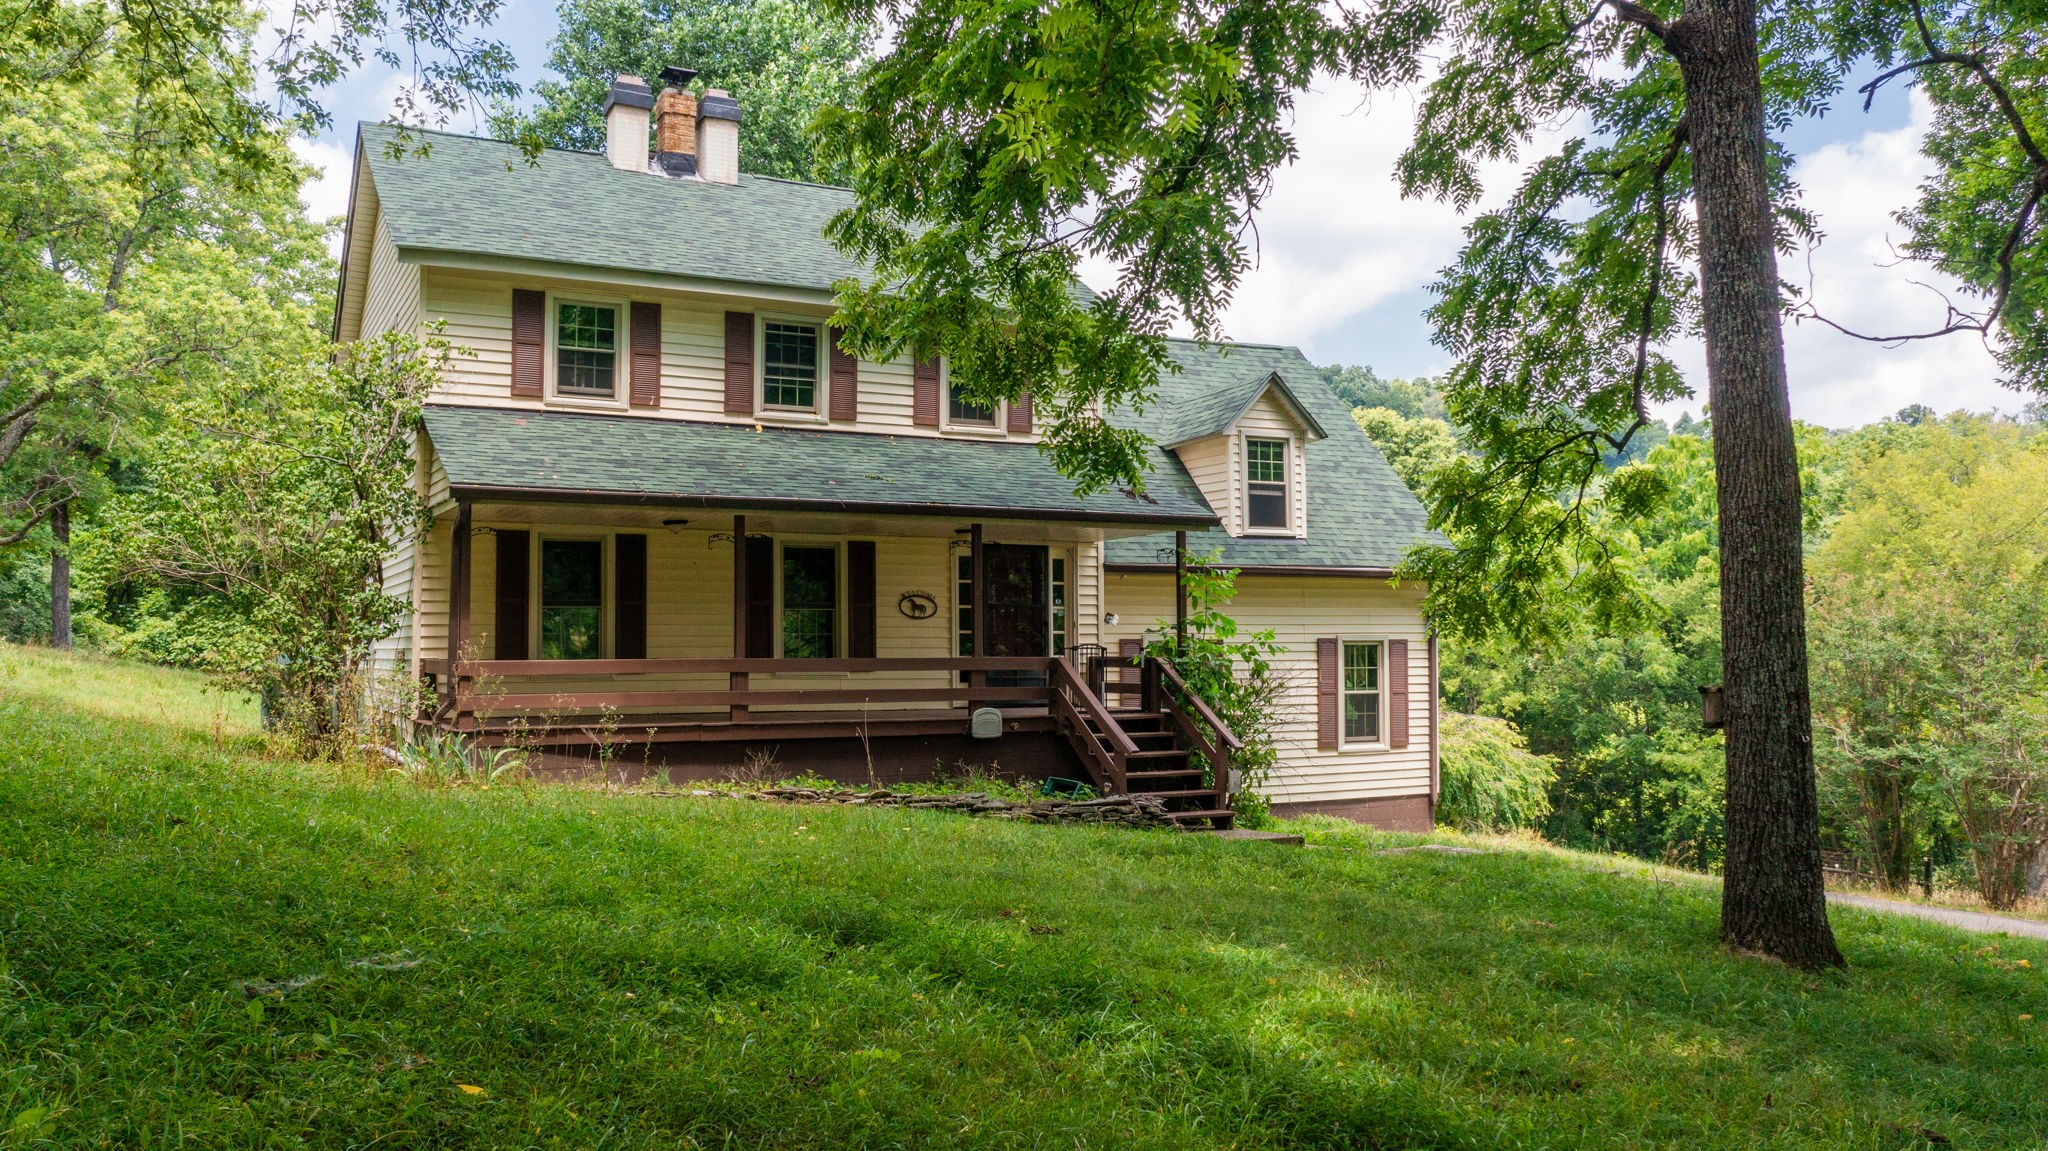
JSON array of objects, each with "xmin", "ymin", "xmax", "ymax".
[
  {"xmin": 97, "ymin": 332, "xmax": 447, "ymax": 751},
  {"xmin": 819, "ymin": 0, "xmax": 1425, "ymax": 493},
  {"xmin": 492, "ymin": 0, "xmax": 867, "ymax": 181}
]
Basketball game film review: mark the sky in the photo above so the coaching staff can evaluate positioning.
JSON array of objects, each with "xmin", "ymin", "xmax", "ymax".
[{"xmin": 292, "ymin": 2, "xmax": 2026, "ymax": 431}]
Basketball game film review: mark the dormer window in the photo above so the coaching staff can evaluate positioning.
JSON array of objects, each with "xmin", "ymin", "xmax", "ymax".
[
  {"xmin": 1245, "ymin": 437, "xmax": 1290, "ymax": 530},
  {"xmin": 555, "ymin": 302, "xmax": 619, "ymax": 398},
  {"xmin": 761, "ymin": 320, "xmax": 821, "ymax": 411}
]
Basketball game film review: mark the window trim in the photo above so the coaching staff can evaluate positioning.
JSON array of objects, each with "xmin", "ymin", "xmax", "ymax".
[
  {"xmin": 1338, "ymin": 636, "xmax": 1387, "ymax": 750},
  {"xmin": 773, "ymin": 537, "xmax": 845, "ymax": 661},
  {"xmin": 530, "ymin": 532, "xmax": 611, "ymax": 661},
  {"xmin": 1240, "ymin": 432, "xmax": 1299, "ymax": 537},
  {"xmin": 754, "ymin": 312, "xmax": 829, "ymax": 421},
  {"xmin": 939, "ymin": 357, "xmax": 1009, "ymax": 437},
  {"xmin": 544, "ymin": 292, "xmax": 630, "ymax": 409}
]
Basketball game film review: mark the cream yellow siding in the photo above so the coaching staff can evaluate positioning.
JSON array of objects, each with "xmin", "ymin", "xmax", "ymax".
[
  {"xmin": 1102, "ymin": 572, "xmax": 1433, "ymax": 805},
  {"xmin": 416, "ymin": 269, "xmax": 1038, "ymax": 443},
  {"xmin": 359, "ymin": 208, "xmax": 420, "ymax": 340},
  {"xmin": 1172, "ymin": 434, "xmax": 1237, "ymax": 534}
]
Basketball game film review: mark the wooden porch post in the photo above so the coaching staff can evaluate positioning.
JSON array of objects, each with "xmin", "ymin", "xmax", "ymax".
[
  {"xmin": 731, "ymin": 513, "xmax": 748, "ymax": 723},
  {"xmin": 1173, "ymin": 529, "xmax": 1188, "ymax": 655},
  {"xmin": 449, "ymin": 501, "xmax": 472, "ymax": 728},
  {"xmin": 968, "ymin": 522, "xmax": 985, "ymax": 705}
]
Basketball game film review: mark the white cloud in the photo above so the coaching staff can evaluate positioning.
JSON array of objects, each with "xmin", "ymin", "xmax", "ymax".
[
  {"xmin": 1769, "ymin": 90, "xmax": 2012, "ymax": 425},
  {"xmin": 1217, "ymin": 84, "xmax": 1466, "ymax": 343},
  {"xmin": 1187, "ymin": 77, "xmax": 2017, "ymax": 425},
  {"xmin": 290, "ymin": 135, "xmax": 354, "ymax": 255}
]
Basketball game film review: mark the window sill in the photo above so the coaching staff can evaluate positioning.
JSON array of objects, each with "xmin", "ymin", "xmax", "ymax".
[
  {"xmin": 1240, "ymin": 527, "xmax": 1303, "ymax": 538},
  {"xmin": 942, "ymin": 423, "xmax": 1008, "ymax": 438},
  {"xmin": 544, "ymin": 394, "xmax": 629, "ymax": 413},
  {"xmin": 754, "ymin": 409, "xmax": 829, "ymax": 426},
  {"xmin": 1338, "ymin": 741, "xmax": 1390, "ymax": 753}
]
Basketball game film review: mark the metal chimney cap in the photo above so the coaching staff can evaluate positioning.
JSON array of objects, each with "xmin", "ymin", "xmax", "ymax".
[
  {"xmin": 698, "ymin": 89, "xmax": 742, "ymax": 122},
  {"xmin": 658, "ymin": 65, "xmax": 699, "ymax": 88},
  {"xmin": 602, "ymin": 74, "xmax": 654, "ymax": 112}
]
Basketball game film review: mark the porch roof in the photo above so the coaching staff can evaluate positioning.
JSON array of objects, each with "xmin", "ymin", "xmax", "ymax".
[{"xmin": 421, "ymin": 404, "xmax": 1219, "ymax": 527}]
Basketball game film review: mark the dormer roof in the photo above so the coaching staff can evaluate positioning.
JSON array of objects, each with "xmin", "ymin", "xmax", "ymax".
[{"xmin": 1161, "ymin": 368, "xmax": 1329, "ymax": 448}]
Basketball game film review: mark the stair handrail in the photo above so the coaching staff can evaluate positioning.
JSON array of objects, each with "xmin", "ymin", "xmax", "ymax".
[
  {"xmin": 1152, "ymin": 657, "xmax": 1243, "ymax": 810},
  {"xmin": 1153, "ymin": 658, "xmax": 1244, "ymax": 751},
  {"xmin": 1050, "ymin": 656, "xmax": 1136, "ymax": 793}
]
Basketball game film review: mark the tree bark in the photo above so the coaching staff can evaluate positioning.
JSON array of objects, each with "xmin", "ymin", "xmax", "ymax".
[
  {"xmin": 1666, "ymin": 0, "xmax": 1843, "ymax": 967},
  {"xmin": 50, "ymin": 498, "xmax": 72, "ymax": 650}
]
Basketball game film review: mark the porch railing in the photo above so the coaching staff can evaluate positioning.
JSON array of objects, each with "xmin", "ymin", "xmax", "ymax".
[{"xmin": 422, "ymin": 656, "xmax": 1061, "ymax": 730}]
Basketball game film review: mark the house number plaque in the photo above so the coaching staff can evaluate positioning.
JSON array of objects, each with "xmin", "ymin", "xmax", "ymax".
[{"xmin": 898, "ymin": 591, "xmax": 939, "ymax": 620}]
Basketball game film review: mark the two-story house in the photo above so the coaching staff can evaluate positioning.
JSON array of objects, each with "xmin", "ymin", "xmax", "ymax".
[{"xmin": 334, "ymin": 72, "xmax": 1444, "ymax": 830}]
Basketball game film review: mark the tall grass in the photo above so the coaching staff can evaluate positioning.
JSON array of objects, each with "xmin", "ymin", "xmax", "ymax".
[{"xmin": 0, "ymin": 644, "xmax": 2043, "ymax": 1149}]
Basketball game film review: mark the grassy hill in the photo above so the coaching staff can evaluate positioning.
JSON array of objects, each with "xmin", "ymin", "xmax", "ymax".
[{"xmin": 1, "ymin": 646, "xmax": 2043, "ymax": 1149}]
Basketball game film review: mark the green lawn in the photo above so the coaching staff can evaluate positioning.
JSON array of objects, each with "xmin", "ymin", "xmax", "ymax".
[{"xmin": 1, "ymin": 646, "xmax": 2044, "ymax": 1149}]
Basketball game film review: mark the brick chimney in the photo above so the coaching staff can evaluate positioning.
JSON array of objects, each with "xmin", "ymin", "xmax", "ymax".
[
  {"xmin": 655, "ymin": 66, "xmax": 699, "ymax": 176},
  {"xmin": 602, "ymin": 74, "xmax": 654, "ymax": 171},
  {"xmin": 697, "ymin": 88, "xmax": 742, "ymax": 184}
]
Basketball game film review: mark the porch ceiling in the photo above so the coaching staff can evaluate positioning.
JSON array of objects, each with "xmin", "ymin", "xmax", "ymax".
[{"xmin": 423, "ymin": 405, "xmax": 1219, "ymax": 530}]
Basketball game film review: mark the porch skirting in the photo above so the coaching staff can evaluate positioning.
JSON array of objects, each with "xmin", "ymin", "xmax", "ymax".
[
  {"xmin": 528, "ymin": 729, "xmax": 1079, "ymax": 788},
  {"xmin": 1267, "ymin": 794, "xmax": 1434, "ymax": 833}
]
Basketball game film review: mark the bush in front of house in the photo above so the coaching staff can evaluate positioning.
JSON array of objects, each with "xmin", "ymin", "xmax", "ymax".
[{"xmin": 1436, "ymin": 711, "xmax": 1555, "ymax": 833}]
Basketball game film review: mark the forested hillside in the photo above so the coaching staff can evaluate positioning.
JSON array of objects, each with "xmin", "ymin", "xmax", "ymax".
[{"xmin": 1329, "ymin": 365, "xmax": 2048, "ymax": 906}]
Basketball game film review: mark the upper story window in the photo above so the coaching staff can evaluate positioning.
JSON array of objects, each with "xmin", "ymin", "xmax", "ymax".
[
  {"xmin": 556, "ymin": 302, "xmax": 618, "ymax": 398},
  {"xmin": 948, "ymin": 378, "xmax": 997, "ymax": 426},
  {"xmin": 762, "ymin": 320, "xmax": 821, "ymax": 411},
  {"xmin": 1245, "ymin": 437, "xmax": 1290, "ymax": 530}
]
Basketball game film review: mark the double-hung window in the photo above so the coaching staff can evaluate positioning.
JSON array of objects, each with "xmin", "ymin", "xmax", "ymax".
[
  {"xmin": 555, "ymin": 302, "xmax": 618, "ymax": 398},
  {"xmin": 948, "ymin": 377, "xmax": 997, "ymax": 426},
  {"xmin": 540, "ymin": 538, "xmax": 604, "ymax": 660},
  {"xmin": 1342, "ymin": 640, "xmax": 1382, "ymax": 744},
  {"xmin": 1245, "ymin": 437, "xmax": 1290, "ymax": 530},
  {"xmin": 780, "ymin": 545, "xmax": 838, "ymax": 659},
  {"xmin": 762, "ymin": 320, "xmax": 821, "ymax": 411}
]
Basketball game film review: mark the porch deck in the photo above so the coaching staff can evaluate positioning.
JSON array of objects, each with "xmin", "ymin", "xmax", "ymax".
[{"xmin": 418, "ymin": 653, "xmax": 1240, "ymax": 828}]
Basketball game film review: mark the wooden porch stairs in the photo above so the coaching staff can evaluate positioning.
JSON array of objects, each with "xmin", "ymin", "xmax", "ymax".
[{"xmin": 1050, "ymin": 655, "xmax": 1240, "ymax": 831}]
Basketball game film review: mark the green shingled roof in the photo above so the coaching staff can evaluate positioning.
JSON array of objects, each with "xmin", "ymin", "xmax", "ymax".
[
  {"xmin": 422, "ymin": 405, "xmax": 1217, "ymax": 527},
  {"xmin": 1105, "ymin": 341, "xmax": 1444, "ymax": 571},
  {"xmin": 360, "ymin": 123, "xmax": 867, "ymax": 293},
  {"xmin": 365, "ymin": 124, "xmax": 1440, "ymax": 569},
  {"xmin": 1160, "ymin": 368, "xmax": 1329, "ymax": 447}
]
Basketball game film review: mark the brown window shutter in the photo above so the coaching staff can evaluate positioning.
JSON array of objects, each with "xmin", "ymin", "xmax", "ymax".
[
  {"xmin": 846, "ymin": 540, "xmax": 877, "ymax": 658},
  {"xmin": 615, "ymin": 533, "xmax": 648, "ymax": 659},
  {"xmin": 828, "ymin": 326, "xmax": 858, "ymax": 421},
  {"xmin": 912, "ymin": 352, "xmax": 941, "ymax": 427},
  {"xmin": 724, "ymin": 311, "xmax": 755, "ymax": 415},
  {"xmin": 1387, "ymin": 638, "xmax": 1410, "ymax": 748},
  {"xmin": 494, "ymin": 530, "xmax": 531, "ymax": 659},
  {"xmin": 1317, "ymin": 637, "xmax": 1340, "ymax": 750},
  {"xmin": 629, "ymin": 302, "xmax": 661, "ymax": 407},
  {"xmin": 1007, "ymin": 390, "xmax": 1033, "ymax": 434},
  {"xmin": 744, "ymin": 534, "xmax": 774, "ymax": 658},
  {"xmin": 511, "ymin": 290, "xmax": 545, "ymax": 398}
]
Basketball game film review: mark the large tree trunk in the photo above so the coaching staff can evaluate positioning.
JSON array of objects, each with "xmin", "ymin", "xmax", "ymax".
[
  {"xmin": 51, "ymin": 499, "xmax": 72, "ymax": 650},
  {"xmin": 1668, "ymin": 0, "xmax": 1843, "ymax": 967}
]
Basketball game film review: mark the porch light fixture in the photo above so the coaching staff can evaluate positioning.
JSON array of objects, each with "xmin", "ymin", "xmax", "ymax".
[
  {"xmin": 1104, "ymin": 612, "xmax": 1119, "ymax": 626},
  {"xmin": 470, "ymin": 526, "xmax": 498, "ymax": 537},
  {"xmin": 707, "ymin": 532, "xmax": 734, "ymax": 547}
]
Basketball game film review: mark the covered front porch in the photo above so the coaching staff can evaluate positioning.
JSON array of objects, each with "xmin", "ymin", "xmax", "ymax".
[{"xmin": 413, "ymin": 500, "xmax": 1230, "ymax": 809}]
